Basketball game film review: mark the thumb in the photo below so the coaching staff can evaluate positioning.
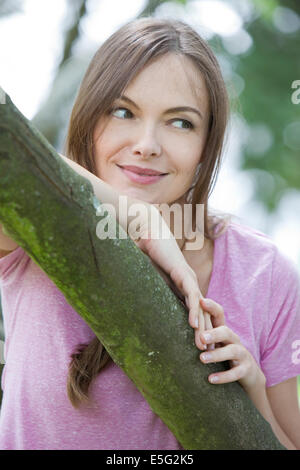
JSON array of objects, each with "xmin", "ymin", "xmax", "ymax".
[{"xmin": 200, "ymin": 298, "xmax": 225, "ymax": 328}]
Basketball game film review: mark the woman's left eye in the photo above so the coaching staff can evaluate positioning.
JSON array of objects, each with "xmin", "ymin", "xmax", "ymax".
[{"xmin": 171, "ymin": 119, "xmax": 194, "ymax": 130}]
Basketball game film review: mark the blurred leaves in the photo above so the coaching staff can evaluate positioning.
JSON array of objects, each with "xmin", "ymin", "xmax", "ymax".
[
  {"xmin": 31, "ymin": 54, "xmax": 92, "ymax": 149},
  {"xmin": 138, "ymin": 0, "xmax": 188, "ymax": 17},
  {"xmin": 57, "ymin": 0, "xmax": 88, "ymax": 70},
  {"xmin": 138, "ymin": 0, "xmax": 173, "ymax": 17},
  {"xmin": 0, "ymin": 0, "xmax": 22, "ymax": 17},
  {"xmin": 251, "ymin": 0, "xmax": 280, "ymax": 20},
  {"xmin": 31, "ymin": 0, "xmax": 90, "ymax": 147},
  {"xmin": 234, "ymin": 2, "xmax": 300, "ymax": 210}
]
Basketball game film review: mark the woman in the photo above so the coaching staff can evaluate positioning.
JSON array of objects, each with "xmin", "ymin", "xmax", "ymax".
[{"xmin": 0, "ymin": 17, "xmax": 299, "ymax": 450}]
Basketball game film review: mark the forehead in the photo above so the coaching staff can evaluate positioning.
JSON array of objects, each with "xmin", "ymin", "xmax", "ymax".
[{"xmin": 124, "ymin": 53, "xmax": 209, "ymax": 111}]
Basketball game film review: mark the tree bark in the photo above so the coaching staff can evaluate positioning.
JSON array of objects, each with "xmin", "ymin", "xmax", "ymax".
[{"xmin": 0, "ymin": 89, "xmax": 285, "ymax": 450}]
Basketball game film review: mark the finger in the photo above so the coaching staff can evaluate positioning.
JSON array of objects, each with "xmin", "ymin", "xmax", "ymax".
[
  {"xmin": 194, "ymin": 306, "xmax": 207, "ymax": 351},
  {"xmin": 198, "ymin": 304, "xmax": 205, "ymax": 332},
  {"xmin": 207, "ymin": 365, "xmax": 246, "ymax": 385},
  {"xmin": 204, "ymin": 312, "xmax": 213, "ymax": 329},
  {"xmin": 200, "ymin": 343, "xmax": 243, "ymax": 364},
  {"xmin": 200, "ymin": 325, "xmax": 240, "ymax": 347},
  {"xmin": 199, "ymin": 298, "xmax": 225, "ymax": 328},
  {"xmin": 186, "ymin": 289, "xmax": 205, "ymax": 330},
  {"xmin": 204, "ymin": 313, "xmax": 215, "ymax": 351},
  {"xmin": 187, "ymin": 292, "xmax": 202, "ymax": 329}
]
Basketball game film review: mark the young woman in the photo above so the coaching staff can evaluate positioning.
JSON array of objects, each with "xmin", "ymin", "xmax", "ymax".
[{"xmin": 0, "ymin": 17, "xmax": 299, "ymax": 450}]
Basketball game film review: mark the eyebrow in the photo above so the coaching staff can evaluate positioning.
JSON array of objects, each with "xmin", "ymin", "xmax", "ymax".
[{"xmin": 117, "ymin": 95, "xmax": 203, "ymax": 120}]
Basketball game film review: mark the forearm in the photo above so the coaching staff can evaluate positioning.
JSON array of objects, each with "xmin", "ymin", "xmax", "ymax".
[
  {"xmin": 245, "ymin": 377, "xmax": 296, "ymax": 450},
  {"xmin": 59, "ymin": 154, "xmax": 154, "ymax": 235}
]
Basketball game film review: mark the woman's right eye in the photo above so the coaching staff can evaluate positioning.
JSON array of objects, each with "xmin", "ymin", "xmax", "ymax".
[{"xmin": 111, "ymin": 107, "xmax": 133, "ymax": 119}]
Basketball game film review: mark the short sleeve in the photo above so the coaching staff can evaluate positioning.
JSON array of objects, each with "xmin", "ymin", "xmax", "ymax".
[
  {"xmin": 0, "ymin": 246, "xmax": 27, "ymax": 286},
  {"xmin": 260, "ymin": 248, "xmax": 300, "ymax": 387}
]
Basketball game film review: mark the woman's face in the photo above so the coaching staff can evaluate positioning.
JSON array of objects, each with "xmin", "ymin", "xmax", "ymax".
[{"xmin": 93, "ymin": 53, "xmax": 210, "ymax": 205}]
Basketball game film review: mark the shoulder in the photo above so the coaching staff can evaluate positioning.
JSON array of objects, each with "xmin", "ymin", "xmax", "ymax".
[
  {"xmin": 216, "ymin": 219, "xmax": 300, "ymax": 291},
  {"xmin": 221, "ymin": 220, "xmax": 275, "ymax": 252},
  {"xmin": 217, "ymin": 220, "xmax": 277, "ymax": 271}
]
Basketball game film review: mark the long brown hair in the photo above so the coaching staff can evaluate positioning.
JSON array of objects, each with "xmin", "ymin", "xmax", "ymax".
[{"xmin": 63, "ymin": 16, "xmax": 231, "ymax": 407}]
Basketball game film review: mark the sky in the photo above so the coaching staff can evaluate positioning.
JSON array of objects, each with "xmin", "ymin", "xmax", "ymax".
[{"xmin": 0, "ymin": 0, "xmax": 300, "ymax": 266}]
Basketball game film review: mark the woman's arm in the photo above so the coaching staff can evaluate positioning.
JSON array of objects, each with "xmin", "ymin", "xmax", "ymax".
[
  {"xmin": 246, "ymin": 374, "xmax": 297, "ymax": 450},
  {"xmin": 266, "ymin": 377, "xmax": 300, "ymax": 449}
]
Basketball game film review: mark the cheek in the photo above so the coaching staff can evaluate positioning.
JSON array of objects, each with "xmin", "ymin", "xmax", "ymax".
[
  {"xmin": 174, "ymin": 141, "xmax": 203, "ymax": 174},
  {"xmin": 93, "ymin": 128, "xmax": 117, "ymax": 163},
  {"xmin": 93, "ymin": 132, "xmax": 110, "ymax": 177},
  {"xmin": 94, "ymin": 122, "xmax": 130, "ymax": 156},
  {"xmin": 93, "ymin": 129, "xmax": 129, "ymax": 180}
]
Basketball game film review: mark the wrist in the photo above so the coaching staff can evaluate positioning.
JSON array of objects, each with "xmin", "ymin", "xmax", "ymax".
[
  {"xmin": 137, "ymin": 205, "xmax": 174, "ymax": 241},
  {"xmin": 242, "ymin": 364, "xmax": 266, "ymax": 394}
]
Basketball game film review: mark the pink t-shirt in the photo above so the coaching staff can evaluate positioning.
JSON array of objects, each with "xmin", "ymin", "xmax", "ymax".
[{"xmin": 0, "ymin": 221, "xmax": 299, "ymax": 450}]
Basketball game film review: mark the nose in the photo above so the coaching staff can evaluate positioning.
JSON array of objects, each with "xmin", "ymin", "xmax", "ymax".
[{"xmin": 131, "ymin": 124, "xmax": 162, "ymax": 159}]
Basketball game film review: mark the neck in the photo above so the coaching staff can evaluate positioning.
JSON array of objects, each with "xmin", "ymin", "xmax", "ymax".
[{"xmin": 163, "ymin": 196, "xmax": 204, "ymax": 253}]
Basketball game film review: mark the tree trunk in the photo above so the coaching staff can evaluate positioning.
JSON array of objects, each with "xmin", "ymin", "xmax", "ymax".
[{"xmin": 0, "ymin": 89, "xmax": 285, "ymax": 450}]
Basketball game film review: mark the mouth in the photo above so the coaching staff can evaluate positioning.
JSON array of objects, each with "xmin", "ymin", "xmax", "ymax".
[{"xmin": 117, "ymin": 165, "xmax": 168, "ymax": 185}]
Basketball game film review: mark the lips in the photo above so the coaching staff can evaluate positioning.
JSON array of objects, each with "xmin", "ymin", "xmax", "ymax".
[
  {"xmin": 118, "ymin": 165, "xmax": 167, "ymax": 176},
  {"xmin": 117, "ymin": 165, "xmax": 168, "ymax": 185}
]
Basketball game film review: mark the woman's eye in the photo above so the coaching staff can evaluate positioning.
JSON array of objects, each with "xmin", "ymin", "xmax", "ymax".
[
  {"xmin": 110, "ymin": 108, "xmax": 193, "ymax": 130},
  {"xmin": 111, "ymin": 107, "xmax": 133, "ymax": 119},
  {"xmin": 171, "ymin": 119, "xmax": 194, "ymax": 130}
]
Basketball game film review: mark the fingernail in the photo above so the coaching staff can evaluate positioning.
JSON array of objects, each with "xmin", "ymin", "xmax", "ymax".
[
  {"xmin": 202, "ymin": 298, "xmax": 211, "ymax": 307},
  {"xmin": 201, "ymin": 353, "xmax": 212, "ymax": 362},
  {"xmin": 209, "ymin": 375, "xmax": 219, "ymax": 383},
  {"xmin": 203, "ymin": 333, "xmax": 212, "ymax": 342},
  {"xmin": 194, "ymin": 317, "xmax": 199, "ymax": 328}
]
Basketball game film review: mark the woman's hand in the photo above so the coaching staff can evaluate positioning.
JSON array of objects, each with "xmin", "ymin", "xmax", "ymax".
[
  {"xmin": 130, "ymin": 205, "xmax": 212, "ymax": 350},
  {"xmin": 198, "ymin": 298, "xmax": 265, "ymax": 391}
]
